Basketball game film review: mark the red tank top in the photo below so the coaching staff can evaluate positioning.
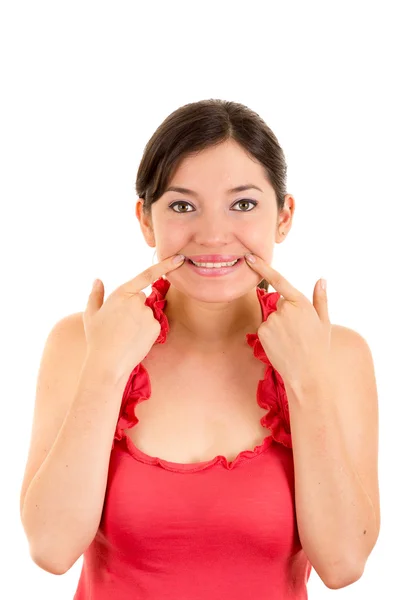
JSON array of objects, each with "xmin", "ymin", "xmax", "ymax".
[{"xmin": 74, "ymin": 277, "xmax": 312, "ymax": 599}]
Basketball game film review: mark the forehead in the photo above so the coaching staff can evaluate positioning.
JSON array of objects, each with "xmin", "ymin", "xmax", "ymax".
[{"xmin": 168, "ymin": 139, "xmax": 271, "ymax": 192}]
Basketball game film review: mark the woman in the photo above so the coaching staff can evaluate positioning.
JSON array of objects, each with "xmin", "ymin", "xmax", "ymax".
[{"xmin": 20, "ymin": 99, "xmax": 380, "ymax": 598}]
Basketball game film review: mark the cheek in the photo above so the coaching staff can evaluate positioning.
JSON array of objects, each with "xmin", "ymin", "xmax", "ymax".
[
  {"xmin": 237, "ymin": 228, "xmax": 271, "ymax": 251},
  {"xmin": 156, "ymin": 225, "xmax": 188, "ymax": 256}
]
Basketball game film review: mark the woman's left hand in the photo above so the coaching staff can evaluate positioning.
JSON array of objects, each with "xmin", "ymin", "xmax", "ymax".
[{"xmin": 244, "ymin": 253, "xmax": 332, "ymax": 386}]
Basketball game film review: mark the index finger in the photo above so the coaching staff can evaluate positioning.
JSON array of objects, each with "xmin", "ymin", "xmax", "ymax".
[
  {"xmin": 245, "ymin": 254, "xmax": 301, "ymax": 301},
  {"xmin": 126, "ymin": 254, "xmax": 186, "ymax": 293}
]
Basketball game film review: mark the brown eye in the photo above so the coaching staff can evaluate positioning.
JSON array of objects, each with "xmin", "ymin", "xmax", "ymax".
[
  {"xmin": 169, "ymin": 201, "xmax": 194, "ymax": 213},
  {"xmin": 233, "ymin": 199, "xmax": 257, "ymax": 211}
]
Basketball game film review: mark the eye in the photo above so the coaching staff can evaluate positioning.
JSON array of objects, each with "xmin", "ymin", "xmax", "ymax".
[
  {"xmin": 233, "ymin": 199, "xmax": 258, "ymax": 211},
  {"xmin": 168, "ymin": 199, "xmax": 258, "ymax": 213},
  {"xmin": 169, "ymin": 201, "xmax": 194, "ymax": 213}
]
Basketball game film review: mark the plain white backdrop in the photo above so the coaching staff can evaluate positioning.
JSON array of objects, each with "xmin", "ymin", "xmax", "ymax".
[{"xmin": 1, "ymin": 1, "xmax": 395, "ymax": 598}]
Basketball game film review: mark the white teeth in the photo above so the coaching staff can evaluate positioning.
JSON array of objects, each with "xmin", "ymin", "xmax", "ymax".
[{"xmin": 191, "ymin": 259, "xmax": 238, "ymax": 268}]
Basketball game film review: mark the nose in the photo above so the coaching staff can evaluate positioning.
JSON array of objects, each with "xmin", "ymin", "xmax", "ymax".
[{"xmin": 193, "ymin": 211, "xmax": 235, "ymax": 245}]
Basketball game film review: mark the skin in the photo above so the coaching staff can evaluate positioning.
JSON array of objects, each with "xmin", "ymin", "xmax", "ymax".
[{"xmin": 136, "ymin": 138, "xmax": 296, "ymax": 351}]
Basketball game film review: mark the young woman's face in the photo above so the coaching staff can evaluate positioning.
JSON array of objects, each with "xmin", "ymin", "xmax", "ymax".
[{"xmin": 139, "ymin": 139, "xmax": 292, "ymax": 301}]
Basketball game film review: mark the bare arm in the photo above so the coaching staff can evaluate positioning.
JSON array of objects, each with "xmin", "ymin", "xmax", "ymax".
[{"xmin": 20, "ymin": 316, "xmax": 129, "ymax": 574}]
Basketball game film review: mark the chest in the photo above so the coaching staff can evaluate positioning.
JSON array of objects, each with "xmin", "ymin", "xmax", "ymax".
[{"xmin": 123, "ymin": 341, "xmax": 272, "ymax": 464}]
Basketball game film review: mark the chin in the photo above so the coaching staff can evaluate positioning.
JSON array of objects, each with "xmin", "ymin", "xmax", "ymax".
[{"xmin": 166, "ymin": 272, "xmax": 258, "ymax": 298}]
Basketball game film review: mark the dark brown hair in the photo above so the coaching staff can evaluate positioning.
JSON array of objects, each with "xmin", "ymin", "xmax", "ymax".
[{"xmin": 135, "ymin": 98, "xmax": 288, "ymax": 291}]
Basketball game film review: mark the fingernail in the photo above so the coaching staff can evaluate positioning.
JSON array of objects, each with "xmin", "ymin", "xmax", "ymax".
[
  {"xmin": 245, "ymin": 253, "xmax": 256, "ymax": 263},
  {"xmin": 321, "ymin": 278, "xmax": 327, "ymax": 291},
  {"xmin": 172, "ymin": 254, "xmax": 185, "ymax": 264}
]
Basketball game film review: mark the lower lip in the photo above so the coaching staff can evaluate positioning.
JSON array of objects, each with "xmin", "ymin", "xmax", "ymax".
[{"xmin": 186, "ymin": 258, "xmax": 243, "ymax": 276}]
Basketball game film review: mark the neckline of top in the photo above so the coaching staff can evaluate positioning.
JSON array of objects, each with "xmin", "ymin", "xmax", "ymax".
[{"xmin": 113, "ymin": 277, "xmax": 292, "ymax": 472}]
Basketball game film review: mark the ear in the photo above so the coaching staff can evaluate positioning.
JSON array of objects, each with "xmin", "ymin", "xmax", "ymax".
[{"xmin": 136, "ymin": 198, "xmax": 155, "ymax": 248}]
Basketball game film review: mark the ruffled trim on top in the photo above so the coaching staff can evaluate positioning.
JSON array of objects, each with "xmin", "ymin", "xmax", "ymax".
[
  {"xmin": 246, "ymin": 291, "xmax": 292, "ymax": 449},
  {"xmin": 112, "ymin": 277, "xmax": 292, "ymax": 470},
  {"xmin": 143, "ymin": 276, "xmax": 170, "ymax": 345},
  {"xmin": 112, "ymin": 277, "xmax": 170, "ymax": 449}
]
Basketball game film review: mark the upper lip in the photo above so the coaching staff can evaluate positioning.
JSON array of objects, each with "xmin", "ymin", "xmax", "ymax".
[{"xmin": 187, "ymin": 255, "xmax": 241, "ymax": 262}]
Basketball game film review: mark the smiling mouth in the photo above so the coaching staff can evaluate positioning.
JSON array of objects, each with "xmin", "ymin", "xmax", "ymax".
[{"xmin": 187, "ymin": 258, "xmax": 242, "ymax": 266}]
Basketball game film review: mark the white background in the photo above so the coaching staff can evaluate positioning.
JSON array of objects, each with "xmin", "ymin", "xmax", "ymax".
[{"xmin": 1, "ymin": 1, "xmax": 395, "ymax": 598}]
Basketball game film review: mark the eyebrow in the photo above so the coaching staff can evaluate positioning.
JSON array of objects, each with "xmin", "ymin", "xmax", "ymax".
[{"xmin": 164, "ymin": 184, "xmax": 264, "ymax": 197}]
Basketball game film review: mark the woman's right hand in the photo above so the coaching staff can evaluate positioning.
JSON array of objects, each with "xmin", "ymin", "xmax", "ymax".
[{"xmin": 82, "ymin": 254, "xmax": 186, "ymax": 384}]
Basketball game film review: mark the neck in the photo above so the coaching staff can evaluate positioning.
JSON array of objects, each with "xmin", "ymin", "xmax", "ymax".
[{"xmin": 163, "ymin": 283, "xmax": 264, "ymax": 351}]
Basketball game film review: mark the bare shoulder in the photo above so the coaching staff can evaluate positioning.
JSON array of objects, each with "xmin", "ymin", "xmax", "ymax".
[
  {"xmin": 330, "ymin": 323, "xmax": 373, "ymax": 354},
  {"xmin": 50, "ymin": 311, "xmax": 86, "ymax": 341},
  {"xmin": 20, "ymin": 311, "xmax": 87, "ymax": 516},
  {"xmin": 329, "ymin": 323, "xmax": 376, "ymax": 386}
]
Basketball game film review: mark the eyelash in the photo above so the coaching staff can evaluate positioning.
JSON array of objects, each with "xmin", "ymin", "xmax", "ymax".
[{"xmin": 168, "ymin": 199, "xmax": 258, "ymax": 213}]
